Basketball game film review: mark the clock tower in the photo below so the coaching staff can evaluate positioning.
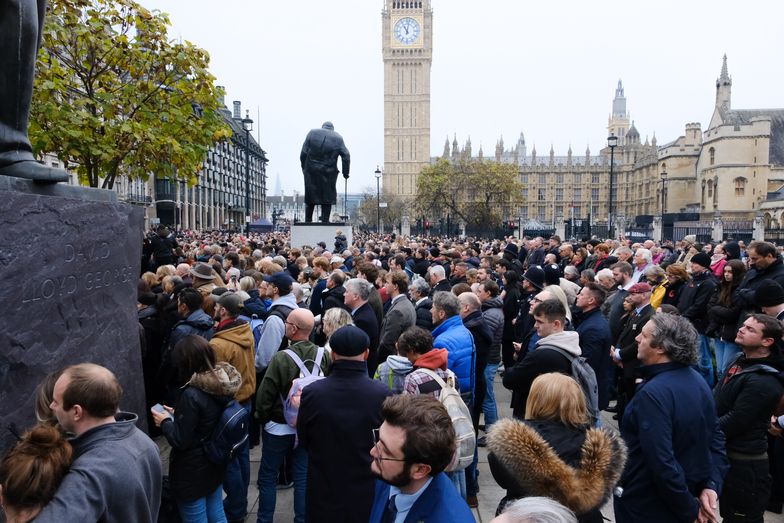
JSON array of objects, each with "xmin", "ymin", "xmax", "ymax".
[{"xmin": 382, "ymin": 0, "xmax": 432, "ymax": 198}]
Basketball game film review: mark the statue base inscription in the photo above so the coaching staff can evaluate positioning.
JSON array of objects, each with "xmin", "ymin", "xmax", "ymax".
[
  {"xmin": 0, "ymin": 177, "xmax": 145, "ymax": 454},
  {"xmin": 291, "ymin": 223, "xmax": 352, "ymax": 250}
]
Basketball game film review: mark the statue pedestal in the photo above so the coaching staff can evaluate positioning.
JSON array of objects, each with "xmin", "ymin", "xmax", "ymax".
[
  {"xmin": 291, "ymin": 222, "xmax": 353, "ymax": 250},
  {"xmin": 0, "ymin": 176, "xmax": 145, "ymax": 454}
]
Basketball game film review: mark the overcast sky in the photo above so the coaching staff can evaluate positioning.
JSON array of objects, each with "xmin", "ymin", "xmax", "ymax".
[{"xmin": 140, "ymin": 0, "xmax": 784, "ymax": 195}]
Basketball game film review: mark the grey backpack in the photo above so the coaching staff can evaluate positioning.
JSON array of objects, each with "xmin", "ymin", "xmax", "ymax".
[{"xmin": 540, "ymin": 345, "xmax": 600, "ymax": 426}]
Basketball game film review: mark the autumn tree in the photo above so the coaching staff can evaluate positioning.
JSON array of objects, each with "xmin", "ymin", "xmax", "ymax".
[
  {"xmin": 414, "ymin": 158, "xmax": 523, "ymax": 230},
  {"xmin": 356, "ymin": 188, "xmax": 406, "ymax": 232},
  {"xmin": 30, "ymin": 0, "xmax": 230, "ymax": 189}
]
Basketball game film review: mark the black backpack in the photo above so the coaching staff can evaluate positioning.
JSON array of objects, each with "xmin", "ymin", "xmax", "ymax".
[{"xmin": 203, "ymin": 399, "xmax": 249, "ymax": 465}]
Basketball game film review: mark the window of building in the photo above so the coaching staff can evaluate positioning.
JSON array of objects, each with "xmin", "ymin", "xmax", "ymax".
[
  {"xmin": 556, "ymin": 174, "xmax": 564, "ymax": 184},
  {"xmin": 592, "ymin": 174, "xmax": 599, "ymax": 184},
  {"xmin": 555, "ymin": 205, "xmax": 563, "ymax": 217},
  {"xmin": 707, "ymin": 180, "xmax": 713, "ymax": 198},
  {"xmin": 734, "ymin": 177, "xmax": 746, "ymax": 196},
  {"xmin": 522, "ymin": 189, "xmax": 528, "ymax": 200},
  {"xmin": 591, "ymin": 188, "xmax": 599, "ymax": 201},
  {"xmin": 521, "ymin": 174, "xmax": 528, "ymax": 184},
  {"xmin": 573, "ymin": 173, "xmax": 581, "ymax": 183},
  {"xmin": 537, "ymin": 189, "xmax": 546, "ymax": 201},
  {"xmin": 574, "ymin": 189, "xmax": 581, "ymax": 202},
  {"xmin": 521, "ymin": 207, "xmax": 528, "ymax": 219},
  {"xmin": 539, "ymin": 174, "xmax": 547, "ymax": 185},
  {"xmin": 556, "ymin": 188, "xmax": 563, "ymax": 201},
  {"xmin": 709, "ymin": 147, "xmax": 715, "ymax": 165}
]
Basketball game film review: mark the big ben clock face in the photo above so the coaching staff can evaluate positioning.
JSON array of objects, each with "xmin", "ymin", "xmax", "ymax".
[{"xmin": 394, "ymin": 17, "xmax": 420, "ymax": 45}]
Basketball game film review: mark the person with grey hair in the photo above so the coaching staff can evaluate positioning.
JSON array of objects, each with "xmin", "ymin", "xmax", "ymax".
[
  {"xmin": 490, "ymin": 497, "xmax": 577, "ymax": 523},
  {"xmin": 563, "ymin": 265, "xmax": 580, "ymax": 283},
  {"xmin": 344, "ymin": 278, "xmax": 381, "ymax": 375},
  {"xmin": 614, "ymin": 313, "xmax": 728, "ymax": 523},
  {"xmin": 631, "ymin": 248, "xmax": 653, "ymax": 284},
  {"xmin": 429, "ymin": 264, "xmax": 450, "ymax": 295},
  {"xmin": 291, "ymin": 282, "xmax": 307, "ymax": 308},
  {"xmin": 409, "ymin": 276, "xmax": 434, "ymax": 331},
  {"xmin": 430, "ymin": 290, "xmax": 476, "ymax": 499}
]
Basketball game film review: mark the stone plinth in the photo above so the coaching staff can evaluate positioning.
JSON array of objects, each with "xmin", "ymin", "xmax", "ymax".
[
  {"xmin": 0, "ymin": 177, "xmax": 144, "ymax": 454},
  {"xmin": 291, "ymin": 223, "xmax": 352, "ymax": 250}
]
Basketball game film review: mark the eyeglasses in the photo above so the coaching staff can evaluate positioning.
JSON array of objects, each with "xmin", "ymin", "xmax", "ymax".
[
  {"xmin": 371, "ymin": 429, "xmax": 407, "ymax": 464},
  {"xmin": 284, "ymin": 320, "xmax": 299, "ymax": 330}
]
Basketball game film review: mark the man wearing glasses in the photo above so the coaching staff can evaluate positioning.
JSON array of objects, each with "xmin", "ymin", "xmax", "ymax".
[{"xmin": 368, "ymin": 395, "xmax": 474, "ymax": 523}]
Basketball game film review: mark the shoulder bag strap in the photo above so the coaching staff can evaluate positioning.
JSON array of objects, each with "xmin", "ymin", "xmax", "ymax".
[{"xmin": 283, "ymin": 349, "xmax": 311, "ymax": 377}]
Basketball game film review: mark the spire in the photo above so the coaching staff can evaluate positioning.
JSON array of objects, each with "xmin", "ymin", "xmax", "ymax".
[
  {"xmin": 464, "ymin": 136, "xmax": 472, "ymax": 157},
  {"xmin": 495, "ymin": 136, "xmax": 504, "ymax": 161},
  {"xmin": 516, "ymin": 132, "xmax": 526, "ymax": 165},
  {"xmin": 478, "ymin": 143, "xmax": 484, "ymax": 160},
  {"xmin": 720, "ymin": 54, "xmax": 730, "ymax": 83},
  {"xmin": 651, "ymin": 133, "xmax": 657, "ymax": 148},
  {"xmin": 451, "ymin": 133, "xmax": 459, "ymax": 159},
  {"xmin": 612, "ymin": 79, "xmax": 627, "ymax": 119},
  {"xmin": 443, "ymin": 136, "xmax": 450, "ymax": 158},
  {"xmin": 716, "ymin": 54, "xmax": 732, "ymax": 110},
  {"xmin": 585, "ymin": 145, "xmax": 590, "ymax": 157}
]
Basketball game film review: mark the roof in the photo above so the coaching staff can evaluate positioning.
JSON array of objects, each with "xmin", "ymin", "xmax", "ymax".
[{"xmin": 721, "ymin": 108, "xmax": 784, "ymax": 165}]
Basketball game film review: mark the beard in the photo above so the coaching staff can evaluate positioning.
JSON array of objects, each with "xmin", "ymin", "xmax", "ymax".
[{"xmin": 371, "ymin": 462, "xmax": 412, "ymax": 488}]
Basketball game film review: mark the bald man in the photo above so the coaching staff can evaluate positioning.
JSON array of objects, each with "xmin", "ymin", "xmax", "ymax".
[
  {"xmin": 255, "ymin": 308, "xmax": 330, "ymax": 522},
  {"xmin": 36, "ymin": 363, "xmax": 161, "ymax": 522}
]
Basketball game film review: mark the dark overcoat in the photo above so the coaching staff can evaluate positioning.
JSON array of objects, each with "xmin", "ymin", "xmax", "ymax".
[
  {"xmin": 298, "ymin": 360, "xmax": 391, "ymax": 523},
  {"xmin": 300, "ymin": 122, "xmax": 350, "ymax": 205}
]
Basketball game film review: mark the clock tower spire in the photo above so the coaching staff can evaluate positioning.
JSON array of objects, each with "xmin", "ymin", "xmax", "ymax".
[{"xmin": 382, "ymin": 0, "xmax": 432, "ymax": 198}]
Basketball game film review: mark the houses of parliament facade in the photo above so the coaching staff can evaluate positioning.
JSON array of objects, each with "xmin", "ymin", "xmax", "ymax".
[{"xmin": 382, "ymin": 0, "xmax": 784, "ymax": 230}]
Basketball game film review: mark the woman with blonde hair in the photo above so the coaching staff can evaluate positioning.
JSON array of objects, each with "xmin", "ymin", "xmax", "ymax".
[
  {"xmin": 320, "ymin": 307, "xmax": 353, "ymax": 353},
  {"xmin": 543, "ymin": 284, "xmax": 572, "ymax": 323},
  {"xmin": 487, "ymin": 373, "xmax": 626, "ymax": 522}
]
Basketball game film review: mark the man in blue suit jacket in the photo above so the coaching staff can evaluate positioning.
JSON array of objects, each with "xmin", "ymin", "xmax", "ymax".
[{"xmin": 368, "ymin": 395, "xmax": 474, "ymax": 523}]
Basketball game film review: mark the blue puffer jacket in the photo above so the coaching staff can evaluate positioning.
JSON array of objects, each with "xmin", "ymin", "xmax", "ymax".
[{"xmin": 432, "ymin": 315, "xmax": 475, "ymax": 398}]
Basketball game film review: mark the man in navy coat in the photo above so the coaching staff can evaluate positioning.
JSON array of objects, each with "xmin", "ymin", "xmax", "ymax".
[
  {"xmin": 345, "ymin": 278, "xmax": 381, "ymax": 375},
  {"xmin": 368, "ymin": 395, "xmax": 474, "ymax": 523},
  {"xmin": 298, "ymin": 326, "xmax": 390, "ymax": 523},
  {"xmin": 614, "ymin": 313, "xmax": 728, "ymax": 523},
  {"xmin": 574, "ymin": 282, "xmax": 613, "ymax": 410}
]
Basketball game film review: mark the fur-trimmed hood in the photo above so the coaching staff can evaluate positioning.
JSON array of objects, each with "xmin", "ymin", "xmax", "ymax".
[
  {"xmin": 186, "ymin": 361, "xmax": 242, "ymax": 398},
  {"xmin": 487, "ymin": 418, "xmax": 627, "ymax": 515}
]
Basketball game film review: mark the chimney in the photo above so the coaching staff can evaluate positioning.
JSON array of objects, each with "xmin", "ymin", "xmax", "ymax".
[{"xmin": 232, "ymin": 101, "xmax": 241, "ymax": 119}]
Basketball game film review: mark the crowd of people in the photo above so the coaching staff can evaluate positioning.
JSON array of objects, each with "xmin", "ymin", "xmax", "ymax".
[{"xmin": 5, "ymin": 226, "xmax": 784, "ymax": 523}]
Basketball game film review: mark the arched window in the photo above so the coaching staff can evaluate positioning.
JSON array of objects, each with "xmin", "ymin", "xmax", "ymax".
[
  {"xmin": 734, "ymin": 177, "xmax": 746, "ymax": 197},
  {"xmin": 707, "ymin": 179, "xmax": 713, "ymax": 198},
  {"xmin": 709, "ymin": 147, "xmax": 715, "ymax": 166}
]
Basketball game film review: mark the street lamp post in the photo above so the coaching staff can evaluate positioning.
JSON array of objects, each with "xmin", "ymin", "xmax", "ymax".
[
  {"xmin": 375, "ymin": 166, "xmax": 382, "ymax": 234},
  {"xmin": 242, "ymin": 110, "xmax": 254, "ymax": 236},
  {"xmin": 660, "ymin": 169, "xmax": 668, "ymax": 217},
  {"xmin": 607, "ymin": 134, "xmax": 618, "ymax": 239}
]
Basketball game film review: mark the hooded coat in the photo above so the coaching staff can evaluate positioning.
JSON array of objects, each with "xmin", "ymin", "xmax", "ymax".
[
  {"xmin": 209, "ymin": 319, "xmax": 256, "ymax": 403},
  {"xmin": 161, "ymin": 363, "xmax": 242, "ymax": 502},
  {"xmin": 373, "ymin": 355, "xmax": 413, "ymax": 393},
  {"xmin": 487, "ymin": 418, "xmax": 626, "ymax": 522},
  {"xmin": 503, "ymin": 330, "xmax": 582, "ymax": 419},
  {"xmin": 300, "ymin": 122, "xmax": 350, "ymax": 205}
]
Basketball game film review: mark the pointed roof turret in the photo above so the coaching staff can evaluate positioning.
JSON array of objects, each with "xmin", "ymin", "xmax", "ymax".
[
  {"xmin": 443, "ymin": 136, "xmax": 450, "ymax": 158},
  {"xmin": 478, "ymin": 143, "xmax": 484, "ymax": 159},
  {"xmin": 612, "ymin": 79, "xmax": 627, "ymax": 118},
  {"xmin": 627, "ymin": 121, "xmax": 640, "ymax": 143},
  {"xmin": 716, "ymin": 54, "xmax": 732, "ymax": 109},
  {"xmin": 719, "ymin": 54, "xmax": 730, "ymax": 83}
]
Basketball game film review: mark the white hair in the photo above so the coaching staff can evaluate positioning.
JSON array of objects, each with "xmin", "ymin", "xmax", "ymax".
[
  {"xmin": 635, "ymin": 248, "xmax": 652, "ymax": 263},
  {"xmin": 501, "ymin": 497, "xmax": 577, "ymax": 523},
  {"xmin": 429, "ymin": 265, "xmax": 446, "ymax": 279},
  {"xmin": 596, "ymin": 268, "xmax": 614, "ymax": 282}
]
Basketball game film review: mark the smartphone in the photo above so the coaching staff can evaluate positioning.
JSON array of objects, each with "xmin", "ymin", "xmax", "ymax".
[{"xmin": 152, "ymin": 403, "xmax": 167, "ymax": 414}]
